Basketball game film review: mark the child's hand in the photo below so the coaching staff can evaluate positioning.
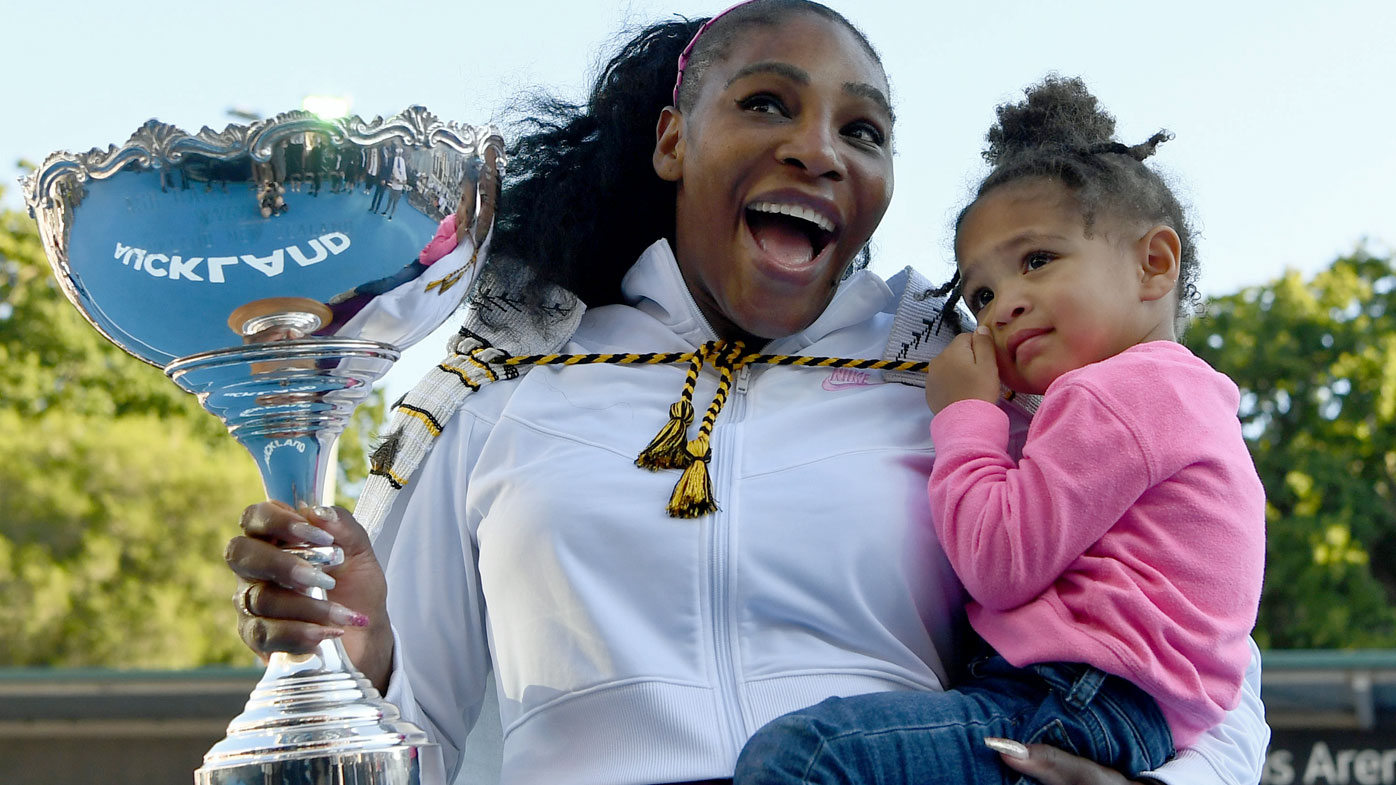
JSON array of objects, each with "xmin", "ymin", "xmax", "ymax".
[{"xmin": 925, "ymin": 326, "xmax": 1002, "ymax": 413}]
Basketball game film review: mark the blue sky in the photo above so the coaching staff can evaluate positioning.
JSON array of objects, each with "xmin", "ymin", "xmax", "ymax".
[{"xmin": 6, "ymin": 0, "xmax": 1393, "ymax": 399}]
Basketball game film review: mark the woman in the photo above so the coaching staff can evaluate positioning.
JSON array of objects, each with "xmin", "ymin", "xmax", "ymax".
[{"xmin": 225, "ymin": 2, "xmax": 1267, "ymax": 783}]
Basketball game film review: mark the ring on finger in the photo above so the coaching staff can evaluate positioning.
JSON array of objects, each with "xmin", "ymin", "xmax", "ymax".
[{"xmin": 237, "ymin": 583, "xmax": 256, "ymax": 616}]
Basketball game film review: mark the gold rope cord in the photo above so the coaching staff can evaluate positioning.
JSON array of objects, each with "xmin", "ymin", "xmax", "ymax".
[
  {"xmin": 394, "ymin": 341, "xmax": 933, "ymax": 518},
  {"xmin": 500, "ymin": 349, "xmax": 930, "ymax": 375}
]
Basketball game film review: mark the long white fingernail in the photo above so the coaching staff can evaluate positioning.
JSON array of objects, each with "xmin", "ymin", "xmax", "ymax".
[
  {"xmin": 292, "ymin": 564, "xmax": 337, "ymax": 591},
  {"xmin": 984, "ymin": 737, "xmax": 1030, "ymax": 760},
  {"xmin": 327, "ymin": 603, "xmax": 370, "ymax": 628},
  {"xmin": 290, "ymin": 522, "xmax": 335, "ymax": 546},
  {"xmin": 311, "ymin": 506, "xmax": 339, "ymax": 524}
]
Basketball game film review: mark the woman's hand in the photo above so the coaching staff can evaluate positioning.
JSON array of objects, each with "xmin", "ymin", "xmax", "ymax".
[
  {"xmin": 990, "ymin": 739, "xmax": 1156, "ymax": 785},
  {"xmin": 224, "ymin": 502, "xmax": 395, "ymax": 693}
]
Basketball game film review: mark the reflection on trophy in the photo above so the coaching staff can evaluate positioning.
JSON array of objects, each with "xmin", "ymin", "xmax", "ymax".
[{"xmin": 23, "ymin": 107, "xmax": 504, "ymax": 785}]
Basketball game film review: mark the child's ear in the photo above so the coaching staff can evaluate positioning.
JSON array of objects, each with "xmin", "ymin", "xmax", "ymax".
[
  {"xmin": 653, "ymin": 107, "xmax": 685, "ymax": 182},
  {"xmin": 1137, "ymin": 225, "xmax": 1182, "ymax": 302}
]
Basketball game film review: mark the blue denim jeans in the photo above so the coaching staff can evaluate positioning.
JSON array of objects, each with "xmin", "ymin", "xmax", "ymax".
[{"xmin": 734, "ymin": 657, "xmax": 1174, "ymax": 785}]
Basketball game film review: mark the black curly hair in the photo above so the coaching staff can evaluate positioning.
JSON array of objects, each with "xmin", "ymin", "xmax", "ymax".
[
  {"xmin": 941, "ymin": 75, "xmax": 1199, "ymax": 332},
  {"xmin": 488, "ymin": 0, "xmax": 885, "ymax": 311}
]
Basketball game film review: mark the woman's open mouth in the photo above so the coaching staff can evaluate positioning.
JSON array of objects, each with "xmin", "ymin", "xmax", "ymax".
[{"xmin": 744, "ymin": 201, "xmax": 838, "ymax": 278}]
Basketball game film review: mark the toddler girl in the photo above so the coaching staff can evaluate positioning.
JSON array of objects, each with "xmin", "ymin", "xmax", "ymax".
[{"xmin": 734, "ymin": 74, "xmax": 1266, "ymax": 785}]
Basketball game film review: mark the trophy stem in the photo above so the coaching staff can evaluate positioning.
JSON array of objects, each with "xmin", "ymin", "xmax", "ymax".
[
  {"xmin": 168, "ymin": 339, "xmax": 441, "ymax": 785},
  {"xmin": 167, "ymin": 338, "xmax": 396, "ymax": 509}
]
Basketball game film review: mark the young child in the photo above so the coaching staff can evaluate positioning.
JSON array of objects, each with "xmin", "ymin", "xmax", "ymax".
[{"xmin": 734, "ymin": 75, "xmax": 1266, "ymax": 784}]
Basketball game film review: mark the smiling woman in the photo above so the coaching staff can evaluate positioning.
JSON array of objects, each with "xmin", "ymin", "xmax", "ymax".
[
  {"xmin": 654, "ymin": 10, "xmax": 893, "ymax": 341},
  {"xmin": 220, "ymin": 3, "xmax": 1268, "ymax": 784}
]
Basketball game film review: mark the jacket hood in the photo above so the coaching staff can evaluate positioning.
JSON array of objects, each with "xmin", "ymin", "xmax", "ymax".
[{"xmin": 620, "ymin": 239, "xmax": 896, "ymax": 353}]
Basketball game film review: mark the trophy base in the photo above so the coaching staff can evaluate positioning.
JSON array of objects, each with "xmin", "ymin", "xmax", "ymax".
[
  {"xmin": 196, "ymin": 745, "xmax": 442, "ymax": 785},
  {"xmin": 193, "ymin": 646, "xmax": 441, "ymax": 785}
]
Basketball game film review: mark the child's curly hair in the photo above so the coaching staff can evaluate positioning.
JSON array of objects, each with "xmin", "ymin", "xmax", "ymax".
[{"xmin": 939, "ymin": 75, "xmax": 1199, "ymax": 334}]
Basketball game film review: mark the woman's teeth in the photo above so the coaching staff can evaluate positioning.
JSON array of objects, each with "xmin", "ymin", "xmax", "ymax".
[{"xmin": 748, "ymin": 202, "xmax": 834, "ymax": 234}]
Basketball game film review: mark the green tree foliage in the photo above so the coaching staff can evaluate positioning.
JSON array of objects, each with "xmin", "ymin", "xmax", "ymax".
[
  {"xmin": 0, "ymin": 187, "xmax": 383, "ymax": 666},
  {"xmin": 0, "ymin": 192, "xmax": 220, "ymax": 434},
  {"xmin": 336, "ymin": 392, "xmax": 385, "ymax": 509},
  {"xmin": 0, "ymin": 409, "xmax": 259, "ymax": 666},
  {"xmin": 1187, "ymin": 247, "xmax": 1396, "ymax": 649}
]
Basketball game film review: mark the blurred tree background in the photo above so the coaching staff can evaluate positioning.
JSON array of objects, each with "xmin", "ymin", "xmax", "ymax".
[
  {"xmin": 1188, "ymin": 246, "xmax": 1396, "ymax": 649},
  {"xmin": 2, "ymin": 177, "xmax": 1394, "ymax": 665},
  {"xmin": 0, "ymin": 188, "xmax": 383, "ymax": 667}
]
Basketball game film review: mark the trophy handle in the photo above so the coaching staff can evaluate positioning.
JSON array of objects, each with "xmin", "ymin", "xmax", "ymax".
[{"xmin": 456, "ymin": 139, "xmax": 502, "ymax": 250}]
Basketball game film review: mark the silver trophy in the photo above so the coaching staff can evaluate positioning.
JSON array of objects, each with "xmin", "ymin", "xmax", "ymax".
[{"xmin": 23, "ymin": 106, "xmax": 504, "ymax": 784}]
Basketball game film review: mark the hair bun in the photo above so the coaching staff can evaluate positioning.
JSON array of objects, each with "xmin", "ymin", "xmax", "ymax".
[{"xmin": 984, "ymin": 74, "xmax": 1116, "ymax": 166}]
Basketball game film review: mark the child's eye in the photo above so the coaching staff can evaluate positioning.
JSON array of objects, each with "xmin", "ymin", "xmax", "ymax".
[
  {"xmin": 843, "ymin": 121, "xmax": 886, "ymax": 147},
  {"xmin": 738, "ymin": 94, "xmax": 787, "ymax": 116},
  {"xmin": 1024, "ymin": 251, "xmax": 1055, "ymax": 270},
  {"xmin": 968, "ymin": 287, "xmax": 994, "ymax": 313}
]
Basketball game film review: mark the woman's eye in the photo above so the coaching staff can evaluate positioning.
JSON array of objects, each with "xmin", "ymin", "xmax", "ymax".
[
  {"xmin": 738, "ymin": 94, "xmax": 786, "ymax": 115},
  {"xmin": 1025, "ymin": 251, "xmax": 1054, "ymax": 270},
  {"xmin": 843, "ymin": 121, "xmax": 886, "ymax": 147}
]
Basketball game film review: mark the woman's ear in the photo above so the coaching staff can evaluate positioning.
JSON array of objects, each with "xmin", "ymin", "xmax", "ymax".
[
  {"xmin": 653, "ymin": 107, "xmax": 684, "ymax": 182},
  {"xmin": 1137, "ymin": 224, "xmax": 1182, "ymax": 302}
]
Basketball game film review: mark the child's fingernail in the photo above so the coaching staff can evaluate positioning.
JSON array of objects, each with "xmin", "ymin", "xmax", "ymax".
[
  {"xmin": 975, "ymin": 325, "xmax": 990, "ymax": 335},
  {"xmin": 292, "ymin": 564, "xmax": 337, "ymax": 591},
  {"xmin": 290, "ymin": 522, "xmax": 335, "ymax": 546},
  {"xmin": 984, "ymin": 737, "xmax": 1030, "ymax": 760}
]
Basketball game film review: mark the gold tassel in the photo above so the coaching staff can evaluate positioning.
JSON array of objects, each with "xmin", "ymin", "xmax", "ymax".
[
  {"xmin": 635, "ymin": 399, "xmax": 695, "ymax": 470},
  {"xmin": 666, "ymin": 434, "xmax": 716, "ymax": 518},
  {"xmin": 662, "ymin": 339, "xmax": 744, "ymax": 519},
  {"xmin": 636, "ymin": 344, "xmax": 710, "ymax": 471}
]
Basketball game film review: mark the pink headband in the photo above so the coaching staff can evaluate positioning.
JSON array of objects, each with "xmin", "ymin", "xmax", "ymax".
[{"xmin": 672, "ymin": 1, "xmax": 759, "ymax": 107}]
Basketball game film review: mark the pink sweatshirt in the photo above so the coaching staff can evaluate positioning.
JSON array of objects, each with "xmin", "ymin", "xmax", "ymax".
[
  {"xmin": 927, "ymin": 341, "xmax": 1265, "ymax": 748},
  {"xmin": 419, "ymin": 214, "xmax": 459, "ymax": 265}
]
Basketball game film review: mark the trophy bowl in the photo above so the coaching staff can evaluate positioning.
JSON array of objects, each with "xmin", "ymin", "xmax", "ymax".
[{"xmin": 23, "ymin": 106, "xmax": 504, "ymax": 785}]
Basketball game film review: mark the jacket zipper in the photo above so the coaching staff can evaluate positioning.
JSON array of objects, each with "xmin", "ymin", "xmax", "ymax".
[
  {"xmin": 670, "ymin": 267, "xmax": 760, "ymax": 754},
  {"xmin": 710, "ymin": 364, "xmax": 751, "ymax": 758}
]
